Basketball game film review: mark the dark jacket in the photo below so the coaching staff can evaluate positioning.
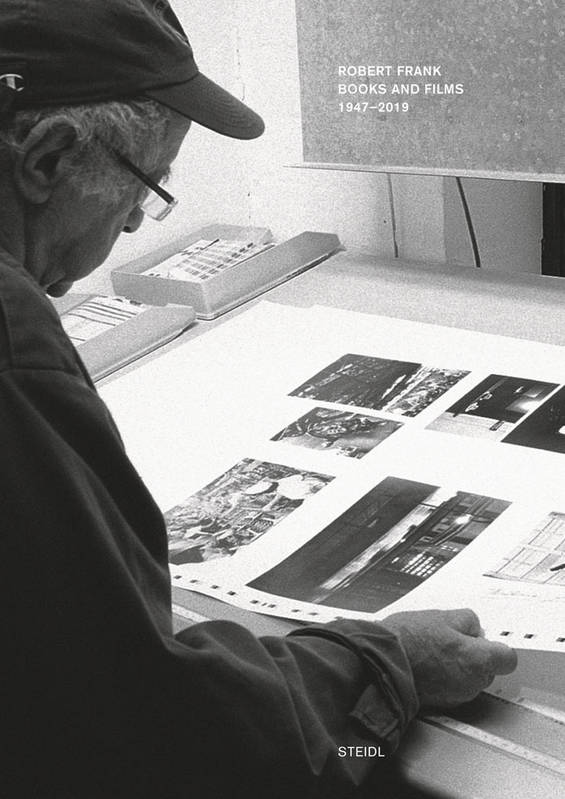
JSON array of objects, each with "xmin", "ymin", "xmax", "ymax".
[{"xmin": 0, "ymin": 251, "xmax": 419, "ymax": 798}]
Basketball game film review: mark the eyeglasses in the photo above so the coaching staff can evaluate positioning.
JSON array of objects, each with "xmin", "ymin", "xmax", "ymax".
[{"xmin": 112, "ymin": 150, "xmax": 178, "ymax": 222}]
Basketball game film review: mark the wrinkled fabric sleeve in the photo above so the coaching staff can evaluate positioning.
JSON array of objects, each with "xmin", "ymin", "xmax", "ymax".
[
  {"xmin": 0, "ymin": 366, "xmax": 419, "ymax": 799},
  {"xmin": 288, "ymin": 623, "xmax": 420, "ymax": 751}
]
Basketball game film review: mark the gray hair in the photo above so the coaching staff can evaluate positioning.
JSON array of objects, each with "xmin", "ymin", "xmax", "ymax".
[{"xmin": 0, "ymin": 99, "xmax": 173, "ymax": 201}]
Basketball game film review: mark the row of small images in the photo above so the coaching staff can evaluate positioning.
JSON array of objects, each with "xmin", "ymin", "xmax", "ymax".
[
  {"xmin": 167, "ymin": 459, "xmax": 565, "ymax": 608},
  {"xmin": 288, "ymin": 352, "xmax": 469, "ymax": 418},
  {"xmin": 247, "ymin": 483, "xmax": 565, "ymax": 614}
]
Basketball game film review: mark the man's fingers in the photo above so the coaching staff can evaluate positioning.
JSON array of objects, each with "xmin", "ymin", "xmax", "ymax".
[
  {"xmin": 449, "ymin": 609, "xmax": 518, "ymax": 673},
  {"xmin": 486, "ymin": 641, "xmax": 518, "ymax": 674},
  {"xmin": 471, "ymin": 636, "xmax": 518, "ymax": 675},
  {"xmin": 444, "ymin": 608, "xmax": 482, "ymax": 636}
]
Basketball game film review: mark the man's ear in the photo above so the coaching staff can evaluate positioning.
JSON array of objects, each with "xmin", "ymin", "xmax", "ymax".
[{"xmin": 13, "ymin": 119, "xmax": 78, "ymax": 204}]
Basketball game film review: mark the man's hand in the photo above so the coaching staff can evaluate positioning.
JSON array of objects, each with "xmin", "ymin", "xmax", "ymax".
[{"xmin": 382, "ymin": 608, "xmax": 517, "ymax": 709}]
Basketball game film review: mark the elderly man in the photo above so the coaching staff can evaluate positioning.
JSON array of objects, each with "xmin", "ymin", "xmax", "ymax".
[{"xmin": 0, "ymin": 2, "xmax": 516, "ymax": 797}]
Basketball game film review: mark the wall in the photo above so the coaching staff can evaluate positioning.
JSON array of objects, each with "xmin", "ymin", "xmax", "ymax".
[
  {"xmin": 444, "ymin": 178, "xmax": 542, "ymax": 272},
  {"xmin": 77, "ymin": 1, "xmax": 541, "ymax": 294}
]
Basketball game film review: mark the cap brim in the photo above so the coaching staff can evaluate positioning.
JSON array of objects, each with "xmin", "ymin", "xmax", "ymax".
[{"xmin": 144, "ymin": 72, "xmax": 264, "ymax": 140}]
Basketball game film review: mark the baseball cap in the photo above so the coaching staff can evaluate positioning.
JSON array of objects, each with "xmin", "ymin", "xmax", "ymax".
[{"xmin": 0, "ymin": 0, "xmax": 264, "ymax": 139}]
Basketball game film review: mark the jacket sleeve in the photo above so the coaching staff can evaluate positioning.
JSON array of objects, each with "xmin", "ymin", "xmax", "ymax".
[{"xmin": 0, "ymin": 366, "xmax": 419, "ymax": 799}]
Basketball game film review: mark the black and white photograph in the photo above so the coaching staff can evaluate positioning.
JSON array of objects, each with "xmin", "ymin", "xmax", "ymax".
[
  {"xmin": 289, "ymin": 353, "xmax": 469, "ymax": 416},
  {"xmin": 485, "ymin": 512, "xmax": 565, "ymax": 586},
  {"xmin": 5, "ymin": 0, "xmax": 565, "ymax": 795},
  {"xmin": 428, "ymin": 375, "xmax": 558, "ymax": 440},
  {"xmin": 502, "ymin": 386, "xmax": 565, "ymax": 453},
  {"xmin": 166, "ymin": 458, "xmax": 333, "ymax": 563},
  {"xmin": 250, "ymin": 477, "xmax": 510, "ymax": 612},
  {"xmin": 271, "ymin": 406, "xmax": 402, "ymax": 458}
]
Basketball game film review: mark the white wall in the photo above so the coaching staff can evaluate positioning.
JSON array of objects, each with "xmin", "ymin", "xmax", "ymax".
[
  {"xmin": 444, "ymin": 178, "xmax": 542, "ymax": 273},
  {"xmin": 77, "ymin": 0, "xmax": 541, "ymax": 294}
]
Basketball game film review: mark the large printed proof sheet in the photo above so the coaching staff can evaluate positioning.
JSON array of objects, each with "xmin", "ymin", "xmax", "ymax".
[{"xmin": 100, "ymin": 303, "xmax": 565, "ymax": 652}]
